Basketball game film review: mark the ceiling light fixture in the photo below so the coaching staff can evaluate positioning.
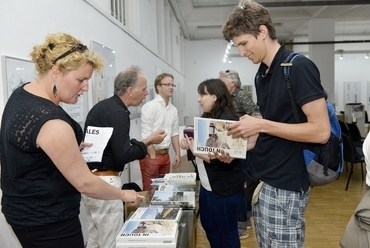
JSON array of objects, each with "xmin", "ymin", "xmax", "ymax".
[
  {"xmin": 366, "ymin": 53, "xmax": 369, "ymax": 59},
  {"xmin": 222, "ymin": 41, "xmax": 233, "ymax": 63}
]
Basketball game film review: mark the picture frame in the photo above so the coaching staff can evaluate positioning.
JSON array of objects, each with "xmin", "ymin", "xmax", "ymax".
[
  {"xmin": 90, "ymin": 41, "xmax": 116, "ymax": 105},
  {"xmin": 1, "ymin": 55, "xmax": 36, "ymax": 100}
]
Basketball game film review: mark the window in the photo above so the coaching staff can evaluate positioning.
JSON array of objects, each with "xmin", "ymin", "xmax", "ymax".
[{"xmin": 111, "ymin": 0, "xmax": 125, "ymax": 25}]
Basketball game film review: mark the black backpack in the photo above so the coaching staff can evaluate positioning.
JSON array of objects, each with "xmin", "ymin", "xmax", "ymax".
[{"xmin": 281, "ymin": 52, "xmax": 344, "ymax": 186}]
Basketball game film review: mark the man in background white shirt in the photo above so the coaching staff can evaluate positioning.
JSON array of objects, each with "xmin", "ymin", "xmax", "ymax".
[{"xmin": 139, "ymin": 73, "xmax": 181, "ymax": 191}]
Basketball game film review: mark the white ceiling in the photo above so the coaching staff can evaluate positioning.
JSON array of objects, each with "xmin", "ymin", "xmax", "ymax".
[{"xmin": 168, "ymin": 0, "xmax": 370, "ymax": 42}]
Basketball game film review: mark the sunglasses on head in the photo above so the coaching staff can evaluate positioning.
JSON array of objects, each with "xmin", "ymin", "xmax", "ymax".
[{"xmin": 53, "ymin": 44, "xmax": 88, "ymax": 64}]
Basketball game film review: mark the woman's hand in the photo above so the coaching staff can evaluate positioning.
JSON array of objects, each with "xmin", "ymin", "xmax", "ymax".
[
  {"xmin": 211, "ymin": 149, "xmax": 234, "ymax": 164},
  {"xmin": 180, "ymin": 134, "xmax": 194, "ymax": 152},
  {"xmin": 122, "ymin": 189, "xmax": 145, "ymax": 206}
]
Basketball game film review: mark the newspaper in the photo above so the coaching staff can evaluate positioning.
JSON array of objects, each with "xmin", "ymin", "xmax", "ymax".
[{"xmin": 193, "ymin": 117, "xmax": 247, "ymax": 159}]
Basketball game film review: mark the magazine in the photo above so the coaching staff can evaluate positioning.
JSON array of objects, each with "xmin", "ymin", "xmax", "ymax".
[
  {"xmin": 129, "ymin": 207, "xmax": 183, "ymax": 223},
  {"xmin": 193, "ymin": 117, "xmax": 247, "ymax": 159},
  {"xmin": 150, "ymin": 191, "xmax": 196, "ymax": 210},
  {"xmin": 116, "ymin": 219, "xmax": 178, "ymax": 244}
]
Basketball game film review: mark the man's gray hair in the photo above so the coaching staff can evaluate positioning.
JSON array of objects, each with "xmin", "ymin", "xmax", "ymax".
[
  {"xmin": 114, "ymin": 65, "xmax": 142, "ymax": 96},
  {"xmin": 219, "ymin": 70, "xmax": 242, "ymax": 89}
]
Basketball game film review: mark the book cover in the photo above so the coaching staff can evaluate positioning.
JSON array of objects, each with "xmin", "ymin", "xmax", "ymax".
[
  {"xmin": 157, "ymin": 184, "xmax": 197, "ymax": 192},
  {"xmin": 130, "ymin": 207, "xmax": 183, "ymax": 223},
  {"xmin": 150, "ymin": 191, "xmax": 196, "ymax": 210},
  {"xmin": 193, "ymin": 117, "xmax": 247, "ymax": 159},
  {"xmin": 150, "ymin": 177, "xmax": 167, "ymax": 189},
  {"xmin": 163, "ymin": 172, "xmax": 197, "ymax": 182},
  {"xmin": 116, "ymin": 219, "xmax": 178, "ymax": 244}
]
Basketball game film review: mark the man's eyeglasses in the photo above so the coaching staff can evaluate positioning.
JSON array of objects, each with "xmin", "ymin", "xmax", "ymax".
[
  {"xmin": 53, "ymin": 44, "xmax": 88, "ymax": 64},
  {"xmin": 160, "ymin": 83, "xmax": 176, "ymax": 87}
]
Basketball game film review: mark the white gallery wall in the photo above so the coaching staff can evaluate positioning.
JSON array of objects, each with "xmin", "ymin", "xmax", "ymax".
[
  {"xmin": 0, "ymin": 0, "xmax": 184, "ymax": 246},
  {"xmin": 183, "ymin": 39, "xmax": 260, "ymax": 124}
]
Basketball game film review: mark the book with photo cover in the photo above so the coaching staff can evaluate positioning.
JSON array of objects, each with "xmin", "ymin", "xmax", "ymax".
[
  {"xmin": 157, "ymin": 184, "xmax": 197, "ymax": 192},
  {"xmin": 163, "ymin": 172, "xmax": 196, "ymax": 187},
  {"xmin": 116, "ymin": 219, "xmax": 178, "ymax": 244},
  {"xmin": 129, "ymin": 207, "xmax": 183, "ymax": 223},
  {"xmin": 150, "ymin": 177, "xmax": 167, "ymax": 188},
  {"xmin": 193, "ymin": 117, "xmax": 247, "ymax": 159},
  {"xmin": 164, "ymin": 172, "xmax": 196, "ymax": 183},
  {"xmin": 150, "ymin": 191, "xmax": 196, "ymax": 210}
]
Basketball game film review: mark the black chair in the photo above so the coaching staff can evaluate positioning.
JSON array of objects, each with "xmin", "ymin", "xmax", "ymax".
[
  {"xmin": 339, "ymin": 120, "xmax": 350, "ymax": 137},
  {"xmin": 346, "ymin": 122, "xmax": 365, "ymax": 147},
  {"xmin": 342, "ymin": 133, "xmax": 365, "ymax": 191},
  {"xmin": 365, "ymin": 111, "xmax": 370, "ymax": 133}
]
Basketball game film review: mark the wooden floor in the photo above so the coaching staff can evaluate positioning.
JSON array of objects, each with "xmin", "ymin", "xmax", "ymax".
[{"xmin": 177, "ymin": 158, "xmax": 368, "ymax": 248}]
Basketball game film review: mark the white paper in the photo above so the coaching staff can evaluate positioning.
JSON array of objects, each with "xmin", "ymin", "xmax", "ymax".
[{"xmin": 81, "ymin": 126, "xmax": 113, "ymax": 162}]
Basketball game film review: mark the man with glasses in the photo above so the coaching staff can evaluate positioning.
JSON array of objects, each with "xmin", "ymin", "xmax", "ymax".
[
  {"xmin": 139, "ymin": 73, "xmax": 181, "ymax": 191},
  {"xmin": 219, "ymin": 69, "xmax": 261, "ymax": 240}
]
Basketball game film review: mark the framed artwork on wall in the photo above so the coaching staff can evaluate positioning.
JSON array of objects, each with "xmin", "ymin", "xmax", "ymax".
[
  {"xmin": 344, "ymin": 81, "xmax": 361, "ymax": 104},
  {"xmin": 367, "ymin": 81, "xmax": 370, "ymax": 105},
  {"xmin": 1, "ymin": 56, "xmax": 36, "ymax": 100},
  {"xmin": 91, "ymin": 41, "xmax": 116, "ymax": 105}
]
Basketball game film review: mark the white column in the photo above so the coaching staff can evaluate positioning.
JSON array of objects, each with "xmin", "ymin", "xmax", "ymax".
[{"xmin": 308, "ymin": 19, "xmax": 335, "ymax": 104}]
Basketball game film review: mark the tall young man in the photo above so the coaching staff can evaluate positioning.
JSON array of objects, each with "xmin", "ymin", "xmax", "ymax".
[
  {"xmin": 139, "ymin": 73, "xmax": 181, "ymax": 191},
  {"xmin": 222, "ymin": 1, "xmax": 330, "ymax": 247}
]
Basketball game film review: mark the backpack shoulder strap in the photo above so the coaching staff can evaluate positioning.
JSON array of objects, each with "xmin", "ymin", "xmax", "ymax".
[{"xmin": 281, "ymin": 52, "xmax": 301, "ymax": 123}]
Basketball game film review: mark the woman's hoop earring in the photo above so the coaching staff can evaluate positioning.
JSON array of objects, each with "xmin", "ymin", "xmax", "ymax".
[{"xmin": 52, "ymin": 83, "xmax": 58, "ymax": 97}]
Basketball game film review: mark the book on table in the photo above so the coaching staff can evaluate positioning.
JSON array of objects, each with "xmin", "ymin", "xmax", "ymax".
[
  {"xmin": 116, "ymin": 219, "xmax": 178, "ymax": 245},
  {"xmin": 130, "ymin": 207, "xmax": 183, "ymax": 223},
  {"xmin": 193, "ymin": 117, "xmax": 247, "ymax": 159},
  {"xmin": 157, "ymin": 183, "xmax": 197, "ymax": 192},
  {"xmin": 163, "ymin": 172, "xmax": 197, "ymax": 183},
  {"xmin": 149, "ymin": 191, "xmax": 196, "ymax": 210},
  {"xmin": 116, "ymin": 242, "xmax": 177, "ymax": 248},
  {"xmin": 151, "ymin": 177, "xmax": 166, "ymax": 188}
]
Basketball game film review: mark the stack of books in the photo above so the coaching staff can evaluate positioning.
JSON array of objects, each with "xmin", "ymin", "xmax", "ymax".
[
  {"xmin": 116, "ymin": 207, "xmax": 182, "ymax": 248},
  {"xmin": 151, "ymin": 172, "xmax": 197, "ymax": 191},
  {"xmin": 149, "ymin": 173, "xmax": 197, "ymax": 210},
  {"xmin": 149, "ymin": 191, "xmax": 196, "ymax": 210},
  {"xmin": 117, "ymin": 173, "xmax": 198, "ymax": 247}
]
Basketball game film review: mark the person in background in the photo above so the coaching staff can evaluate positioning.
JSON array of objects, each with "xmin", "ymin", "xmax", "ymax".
[
  {"xmin": 82, "ymin": 66, "xmax": 166, "ymax": 248},
  {"xmin": 364, "ymin": 133, "xmax": 370, "ymax": 188},
  {"xmin": 0, "ymin": 33, "xmax": 145, "ymax": 248},
  {"xmin": 139, "ymin": 73, "xmax": 181, "ymax": 191},
  {"xmin": 339, "ymin": 131, "xmax": 370, "ymax": 247},
  {"xmin": 222, "ymin": 0, "xmax": 330, "ymax": 247},
  {"xmin": 219, "ymin": 69, "xmax": 261, "ymax": 239},
  {"xmin": 181, "ymin": 78, "xmax": 246, "ymax": 248}
]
